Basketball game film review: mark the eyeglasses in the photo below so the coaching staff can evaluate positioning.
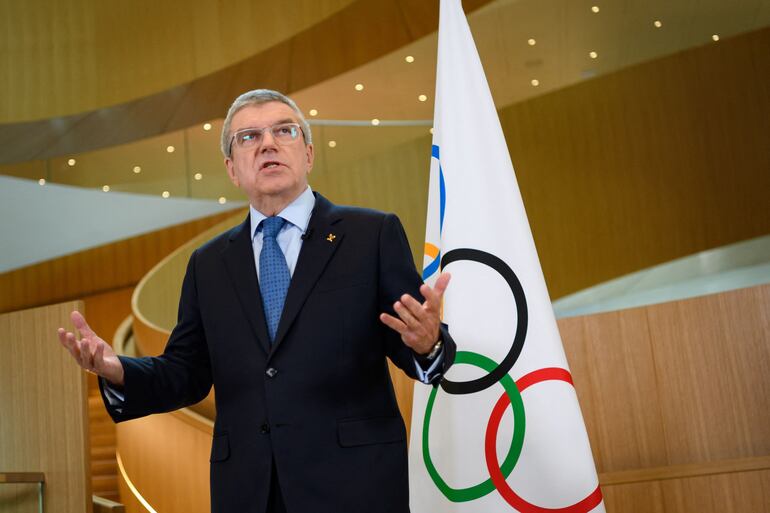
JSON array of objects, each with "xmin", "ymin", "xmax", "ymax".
[{"xmin": 229, "ymin": 123, "xmax": 303, "ymax": 154}]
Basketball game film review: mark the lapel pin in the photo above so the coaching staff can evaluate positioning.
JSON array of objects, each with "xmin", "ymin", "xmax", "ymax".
[{"xmin": 326, "ymin": 233, "xmax": 336, "ymax": 243}]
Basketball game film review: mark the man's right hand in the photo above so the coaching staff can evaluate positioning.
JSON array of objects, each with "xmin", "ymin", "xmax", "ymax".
[{"xmin": 57, "ymin": 310, "xmax": 125, "ymax": 386}]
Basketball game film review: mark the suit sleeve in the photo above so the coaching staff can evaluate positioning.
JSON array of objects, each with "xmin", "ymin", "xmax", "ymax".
[
  {"xmin": 377, "ymin": 213, "xmax": 456, "ymax": 384},
  {"xmin": 100, "ymin": 249, "xmax": 213, "ymax": 422}
]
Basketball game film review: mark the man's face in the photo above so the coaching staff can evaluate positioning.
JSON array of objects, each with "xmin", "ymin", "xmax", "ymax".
[{"xmin": 224, "ymin": 101, "xmax": 314, "ymax": 207}]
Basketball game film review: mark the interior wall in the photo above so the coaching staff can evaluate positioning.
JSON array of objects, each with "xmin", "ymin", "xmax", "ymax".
[{"xmin": 312, "ymin": 27, "xmax": 770, "ymax": 298}]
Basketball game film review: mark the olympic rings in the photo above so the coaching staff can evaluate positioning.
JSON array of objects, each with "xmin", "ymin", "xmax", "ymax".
[
  {"xmin": 484, "ymin": 368, "xmax": 603, "ymax": 512},
  {"xmin": 440, "ymin": 248, "xmax": 528, "ymax": 395},
  {"xmin": 422, "ymin": 351, "xmax": 526, "ymax": 502}
]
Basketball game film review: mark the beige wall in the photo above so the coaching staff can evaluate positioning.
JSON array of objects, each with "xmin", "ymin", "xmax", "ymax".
[{"xmin": 312, "ymin": 27, "xmax": 770, "ymax": 298}]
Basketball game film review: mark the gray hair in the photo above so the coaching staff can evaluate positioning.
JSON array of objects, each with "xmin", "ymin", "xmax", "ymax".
[{"xmin": 220, "ymin": 89, "xmax": 313, "ymax": 158}]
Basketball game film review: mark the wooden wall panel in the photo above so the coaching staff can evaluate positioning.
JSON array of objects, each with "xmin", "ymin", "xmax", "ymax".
[
  {"xmin": 116, "ymin": 413, "xmax": 212, "ymax": 513},
  {"xmin": 0, "ymin": 301, "xmax": 92, "ymax": 513},
  {"xmin": 645, "ymin": 285, "xmax": 770, "ymax": 465},
  {"xmin": 558, "ymin": 284, "xmax": 770, "ymax": 476},
  {"xmin": 0, "ymin": 209, "xmax": 239, "ymax": 314}
]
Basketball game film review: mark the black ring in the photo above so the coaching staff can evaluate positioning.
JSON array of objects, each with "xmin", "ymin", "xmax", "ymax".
[{"xmin": 439, "ymin": 248, "xmax": 528, "ymax": 395}]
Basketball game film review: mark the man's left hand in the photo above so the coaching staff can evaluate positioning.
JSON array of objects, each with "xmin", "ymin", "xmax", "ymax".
[{"xmin": 379, "ymin": 272, "xmax": 451, "ymax": 355}]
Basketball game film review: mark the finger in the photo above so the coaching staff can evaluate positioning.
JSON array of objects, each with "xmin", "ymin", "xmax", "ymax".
[
  {"xmin": 394, "ymin": 301, "xmax": 421, "ymax": 330},
  {"xmin": 57, "ymin": 328, "xmax": 71, "ymax": 348},
  {"xmin": 94, "ymin": 343, "xmax": 105, "ymax": 373},
  {"xmin": 64, "ymin": 332, "xmax": 82, "ymax": 360},
  {"xmin": 421, "ymin": 272, "xmax": 451, "ymax": 311},
  {"xmin": 71, "ymin": 310, "xmax": 95, "ymax": 338},
  {"xmin": 379, "ymin": 313, "xmax": 408, "ymax": 335},
  {"xmin": 79, "ymin": 338, "xmax": 94, "ymax": 369},
  {"xmin": 400, "ymin": 294, "xmax": 428, "ymax": 321}
]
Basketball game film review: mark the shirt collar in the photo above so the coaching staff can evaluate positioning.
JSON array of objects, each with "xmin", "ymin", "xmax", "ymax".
[{"xmin": 249, "ymin": 186, "xmax": 315, "ymax": 239}]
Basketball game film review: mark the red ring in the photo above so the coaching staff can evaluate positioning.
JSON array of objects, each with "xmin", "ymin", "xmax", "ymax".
[{"xmin": 484, "ymin": 368, "xmax": 603, "ymax": 512}]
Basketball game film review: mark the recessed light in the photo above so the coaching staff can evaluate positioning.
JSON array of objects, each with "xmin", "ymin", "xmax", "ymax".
[
  {"xmin": 527, "ymin": 38, "xmax": 536, "ymax": 46},
  {"xmin": 194, "ymin": 172, "xmax": 203, "ymax": 181},
  {"xmin": 133, "ymin": 165, "xmax": 142, "ymax": 174},
  {"xmin": 38, "ymin": 178, "xmax": 46, "ymax": 185},
  {"xmin": 418, "ymin": 94, "xmax": 428, "ymax": 102},
  {"xmin": 166, "ymin": 145, "xmax": 175, "ymax": 153},
  {"xmin": 589, "ymin": 51, "xmax": 598, "ymax": 59},
  {"xmin": 531, "ymin": 79, "xmax": 540, "ymax": 86},
  {"xmin": 328, "ymin": 140, "xmax": 337, "ymax": 148},
  {"xmin": 67, "ymin": 158, "xmax": 76, "ymax": 166},
  {"xmin": 712, "ymin": 34, "xmax": 720, "ymax": 41},
  {"xmin": 309, "ymin": 109, "xmax": 318, "ymax": 116},
  {"xmin": 355, "ymin": 83, "xmax": 364, "ymax": 91},
  {"xmin": 102, "ymin": 185, "xmax": 110, "ymax": 192},
  {"xmin": 162, "ymin": 191, "xmax": 170, "ymax": 198},
  {"xmin": 218, "ymin": 197, "xmax": 226, "ymax": 204},
  {"xmin": 405, "ymin": 55, "xmax": 414, "ymax": 63},
  {"xmin": 591, "ymin": 6, "xmax": 600, "ymax": 13},
  {"xmin": 371, "ymin": 118, "xmax": 380, "ymax": 126},
  {"xmin": 654, "ymin": 20, "xmax": 662, "ymax": 28},
  {"xmin": 203, "ymin": 123, "xmax": 212, "ymax": 131}
]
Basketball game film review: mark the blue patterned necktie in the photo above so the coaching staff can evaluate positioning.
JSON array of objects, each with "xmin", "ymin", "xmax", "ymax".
[{"xmin": 259, "ymin": 216, "xmax": 291, "ymax": 343}]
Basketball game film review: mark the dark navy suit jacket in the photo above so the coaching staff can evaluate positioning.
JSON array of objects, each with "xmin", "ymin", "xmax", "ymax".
[{"xmin": 101, "ymin": 193, "xmax": 456, "ymax": 513}]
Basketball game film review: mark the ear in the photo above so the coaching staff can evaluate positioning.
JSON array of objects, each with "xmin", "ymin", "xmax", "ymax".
[
  {"xmin": 224, "ymin": 157, "xmax": 240, "ymax": 187},
  {"xmin": 305, "ymin": 143, "xmax": 315, "ymax": 174}
]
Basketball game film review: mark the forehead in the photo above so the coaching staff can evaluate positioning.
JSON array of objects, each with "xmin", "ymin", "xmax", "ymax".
[{"xmin": 230, "ymin": 101, "xmax": 299, "ymax": 130}]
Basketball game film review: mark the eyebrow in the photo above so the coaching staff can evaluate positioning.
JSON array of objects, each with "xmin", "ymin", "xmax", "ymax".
[{"xmin": 234, "ymin": 119, "xmax": 297, "ymax": 132}]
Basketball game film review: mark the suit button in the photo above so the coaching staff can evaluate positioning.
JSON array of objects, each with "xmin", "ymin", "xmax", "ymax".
[
  {"xmin": 266, "ymin": 367, "xmax": 278, "ymax": 378},
  {"xmin": 260, "ymin": 423, "xmax": 270, "ymax": 434}
]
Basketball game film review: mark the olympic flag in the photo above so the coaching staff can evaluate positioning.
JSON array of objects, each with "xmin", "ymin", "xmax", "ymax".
[{"xmin": 409, "ymin": 1, "xmax": 605, "ymax": 512}]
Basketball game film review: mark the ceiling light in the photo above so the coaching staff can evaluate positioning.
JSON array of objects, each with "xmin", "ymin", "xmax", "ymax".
[
  {"xmin": 166, "ymin": 145, "xmax": 175, "ymax": 153},
  {"xmin": 328, "ymin": 140, "xmax": 337, "ymax": 148},
  {"xmin": 591, "ymin": 6, "xmax": 600, "ymax": 13},
  {"xmin": 309, "ymin": 109, "xmax": 318, "ymax": 116},
  {"xmin": 654, "ymin": 20, "xmax": 662, "ymax": 28},
  {"xmin": 218, "ymin": 197, "xmax": 226, "ymax": 204},
  {"xmin": 531, "ymin": 79, "xmax": 540, "ymax": 86},
  {"xmin": 102, "ymin": 185, "xmax": 110, "ymax": 192},
  {"xmin": 354, "ymin": 83, "xmax": 364, "ymax": 91},
  {"xmin": 133, "ymin": 165, "xmax": 142, "ymax": 174},
  {"xmin": 38, "ymin": 178, "xmax": 46, "ymax": 185},
  {"xmin": 429, "ymin": 128, "xmax": 434, "ymax": 135},
  {"xmin": 712, "ymin": 34, "xmax": 720, "ymax": 41},
  {"xmin": 589, "ymin": 51, "xmax": 598, "ymax": 59},
  {"xmin": 405, "ymin": 55, "xmax": 414, "ymax": 63},
  {"xmin": 67, "ymin": 158, "xmax": 76, "ymax": 166},
  {"xmin": 371, "ymin": 118, "xmax": 380, "ymax": 126},
  {"xmin": 194, "ymin": 173, "xmax": 203, "ymax": 181},
  {"xmin": 418, "ymin": 94, "xmax": 428, "ymax": 102},
  {"xmin": 527, "ymin": 38, "xmax": 536, "ymax": 46},
  {"xmin": 162, "ymin": 191, "xmax": 170, "ymax": 198},
  {"xmin": 203, "ymin": 123, "xmax": 212, "ymax": 131}
]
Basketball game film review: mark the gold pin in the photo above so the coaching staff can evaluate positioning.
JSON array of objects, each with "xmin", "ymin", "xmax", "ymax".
[{"xmin": 326, "ymin": 233, "xmax": 336, "ymax": 242}]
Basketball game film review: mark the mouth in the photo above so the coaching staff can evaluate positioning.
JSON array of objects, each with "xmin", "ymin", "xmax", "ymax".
[{"xmin": 260, "ymin": 160, "xmax": 284, "ymax": 171}]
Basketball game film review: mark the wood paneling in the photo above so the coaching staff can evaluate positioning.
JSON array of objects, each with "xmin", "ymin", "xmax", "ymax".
[
  {"xmin": 310, "ymin": 27, "xmax": 770, "ymax": 300},
  {"xmin": 116, "ymin": 412, "xmax": 212, "ymax": 513},
  {"xmin": 560, "ymin": 285, "xmax": 770, "ymax": 476},
  {"xmin": 0, "ymin": 0, "xmax": 494, "ymax": 162},
  {"xmin": 0, "ymin": 209, "xmax": 239, "ymax": 314},
  {"xmin": 0, "ymin": 301, "xmax": 92, "ymax": 513}
]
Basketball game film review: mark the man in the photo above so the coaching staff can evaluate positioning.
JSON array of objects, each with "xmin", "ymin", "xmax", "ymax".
[{"xmin": 57, "ymin": 89, "xmax": 455, "ymax": 513}]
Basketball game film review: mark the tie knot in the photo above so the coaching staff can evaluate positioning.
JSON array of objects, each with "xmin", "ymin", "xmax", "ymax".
[{"xmin": 261, "ymin": 216, "xmax": 286, "ymax": 239}]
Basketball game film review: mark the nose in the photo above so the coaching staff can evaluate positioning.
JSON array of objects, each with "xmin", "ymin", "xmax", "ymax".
[{"xmin": 259, "ymin": 129, "xmax": 278, "ymax": 152}]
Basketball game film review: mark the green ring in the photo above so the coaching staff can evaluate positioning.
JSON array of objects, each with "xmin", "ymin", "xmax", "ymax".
[{"xmin": 422, "ymin": 350, "xmax": 525, "ymax": 502}]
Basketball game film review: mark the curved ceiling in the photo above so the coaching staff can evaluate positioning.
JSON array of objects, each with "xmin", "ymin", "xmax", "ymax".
[{"xmin": 0, "ymin": 0, "xmax": 494, "ymax": 164}]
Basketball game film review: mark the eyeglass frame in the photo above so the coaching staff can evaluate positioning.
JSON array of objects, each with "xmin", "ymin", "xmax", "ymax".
[{"xmin": 228, "ymin": 122, "xmax": 306, "ymax": 157}]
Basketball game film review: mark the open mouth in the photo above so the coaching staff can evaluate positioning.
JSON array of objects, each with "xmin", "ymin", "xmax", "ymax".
[{"xmin": 260, "ymin": 161, "xmax": 283, "ymax": 170}]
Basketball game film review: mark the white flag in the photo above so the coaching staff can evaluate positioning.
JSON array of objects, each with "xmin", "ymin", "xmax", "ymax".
[{"xmin": 409, "ymin": 1, "xmax": 605, "ymax": 512}]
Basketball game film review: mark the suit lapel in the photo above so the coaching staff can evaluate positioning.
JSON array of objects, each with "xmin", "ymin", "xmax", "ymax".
[
  {"xmin": 269, "ymin": 194, "xmax": 344, "ymax": 358},
  {"xmin": 221, "ymin": 215, "xmax": 272, "ymax": 355}
]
